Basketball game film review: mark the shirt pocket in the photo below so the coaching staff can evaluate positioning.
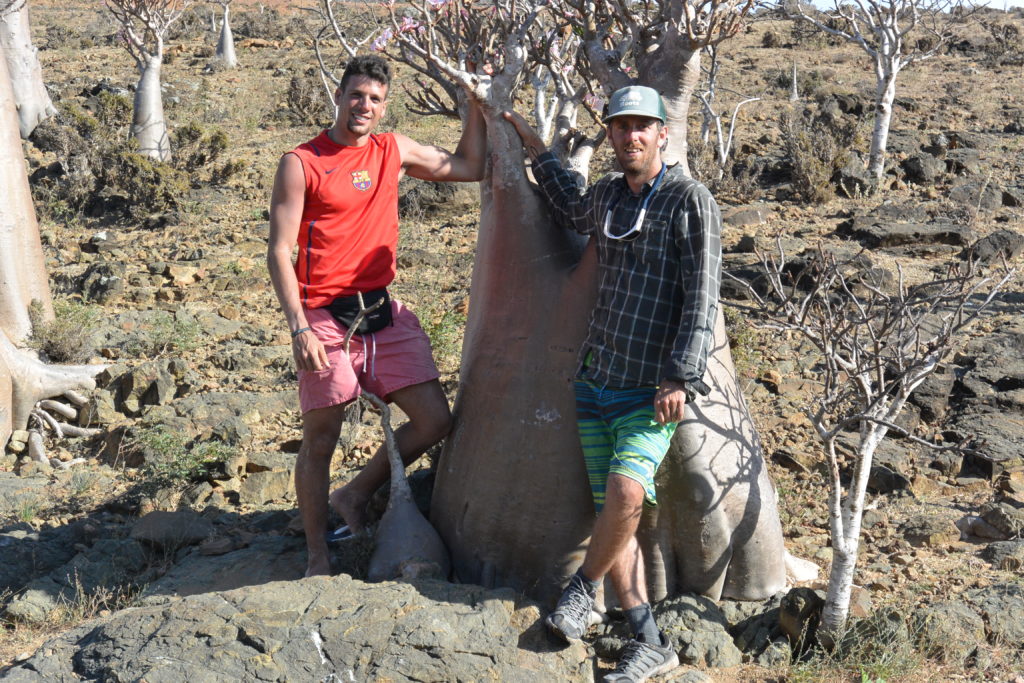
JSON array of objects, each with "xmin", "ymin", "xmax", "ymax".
[{"xmin": 630, "ymin": 220, "xmax": 669, "ymax": 266}]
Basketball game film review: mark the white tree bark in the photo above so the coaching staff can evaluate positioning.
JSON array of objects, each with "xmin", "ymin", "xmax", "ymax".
[
  {"xmin": 868, "ymin": 66, "xmax": 899, "ymax": 180},
  {"xmin": 214, "ymin": 1, "xmax": 236, "ymax": 68},
  {"xmin": 0, "ymin": 53, "xmax": 102, "ymax": 446},
  {"xmin": 0, "ymin": 1, "xmax": 55, "ymax": 138},
  {"xmin": 0, "ymin": 45, "xmax": 50, "ymax": 343},
  {"xmin": 132, "ymin": 52, "xmax": 170, "ymax": 162}
]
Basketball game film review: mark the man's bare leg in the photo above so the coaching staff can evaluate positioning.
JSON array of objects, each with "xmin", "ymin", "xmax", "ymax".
[
  {"xmin": 580, "ymin": 474, "xmax": 646, "ymax": 587},
  {"xmin": 296, "ymin": 403, "xmax": 348, "ymax": 577},
  {"xmin": 330, "ymin": 379, "xmax": 452, "ymax": 534},
  {"xmin": 608, "ymin": 535, "xmax": 647, "ymax": 610}
]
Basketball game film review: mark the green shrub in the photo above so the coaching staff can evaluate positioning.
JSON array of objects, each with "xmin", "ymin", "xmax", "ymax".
[
  {"xmin": 123, "ymin": 311, "xmax": 202, "ymax": 357},
  {"xmin": 26, "ymin": 298, "xmax": 100, "ymax": 363},
  {"xmin": 422, "ymin": 307, "xmax": 466, "ymax": 374},
  {"xmin": 132, "ymin": 427, "xmax": 233, "ymax": 491},
  {"xmin": 780, "ymin": 103, "xmax": 862, "ymax": 204},
  {"xmin": 789, "ymin": 610, "xmax": 924, "ymax": 682}
]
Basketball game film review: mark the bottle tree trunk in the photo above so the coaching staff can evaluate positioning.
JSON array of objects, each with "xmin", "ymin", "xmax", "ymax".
[
  {"xmin": 432, "ymin": 81, "xmax": 789, "ymax": 603},
  {"xmin": 0, "ymin": 53, "xmax": 100, "ymax": 445},
  {"xmin": 430, "ymin": 82, "xmax": 598, "ymax": 603},
  {"xmin": 642, "ymin": 47, "xmax": 700, "ymax": 177},
  {"xmin": 132, "ymin": 53, "xmax": 171, "ymax": 162},
  {"xmin": 0, "ymin": 1, "xmax": 56, "ymax": 139},
  {"xmin": 214, "ymin": 4, "xmax": 237, "ymax": 68}
]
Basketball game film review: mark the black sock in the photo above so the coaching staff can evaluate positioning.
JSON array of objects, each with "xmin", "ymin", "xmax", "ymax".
[
  {"xmin": 575, "ymin": 569, "xmax": 601, "ymax": 595},
  {"xmin": 624, "ymin": 603, "xmax": 660, "ymax": 643}
]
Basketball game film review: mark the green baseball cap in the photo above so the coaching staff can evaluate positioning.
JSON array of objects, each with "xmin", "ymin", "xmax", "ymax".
[{"xmin": 602, "ymin": 86, "xmax": 667, "ymax": 124}]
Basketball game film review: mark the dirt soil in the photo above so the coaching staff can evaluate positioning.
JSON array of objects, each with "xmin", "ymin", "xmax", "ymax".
[{"xmin": 3, "ymin": 1, "xmax": 1024, "ymax": 681}]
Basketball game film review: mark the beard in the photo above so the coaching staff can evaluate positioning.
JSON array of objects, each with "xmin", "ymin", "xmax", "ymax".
[{"xmin": 616, "ymin": 145, "xmax": 658, "ymax": 177}]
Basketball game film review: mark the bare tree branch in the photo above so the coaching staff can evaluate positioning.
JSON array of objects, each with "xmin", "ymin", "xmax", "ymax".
[{"xmin": 731, "ymin": 237, "xmax": 1016, "ymax": 642}]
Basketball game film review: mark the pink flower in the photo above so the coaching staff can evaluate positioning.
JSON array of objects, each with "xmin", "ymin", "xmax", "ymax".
[
  {"xmin": 400, "ymin": 16, "xmax": 419, "ymax": 32},
  {"xmin": 371, "ymin": 28, "xmax": 393, "ymax": 52}
]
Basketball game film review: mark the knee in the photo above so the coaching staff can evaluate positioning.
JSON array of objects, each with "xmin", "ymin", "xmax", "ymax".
[
  {"xmin": 421, "ymin": 405, "xmax": 453, "ymax": 445},
  {"xmin": 605, "ymin": 474, "xmax": 646, "ymax": 513},
  {"xmin": 300, "ymin": 425, "xmax": 342, "ymax": 460}
]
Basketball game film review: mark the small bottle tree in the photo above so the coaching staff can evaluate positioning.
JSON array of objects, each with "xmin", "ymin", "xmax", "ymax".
[
  {"xmin": 212, "ymin": 0, "xmax": 236, "ymax": 69},
  {"xmin": 106, "ymin": 0, "xmax": 194, "ymax": 161}
]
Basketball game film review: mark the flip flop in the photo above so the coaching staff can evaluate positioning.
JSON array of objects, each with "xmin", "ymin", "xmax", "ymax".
[{"xmin": 326, "ymin": 525, "xmax": 355, "ymax": 544}]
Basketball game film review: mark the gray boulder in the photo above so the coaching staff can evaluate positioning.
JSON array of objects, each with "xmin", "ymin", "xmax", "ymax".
[
  {"xmin": 131, "ymin": 510, "xmax": 215, "ymax": 550},
  {"xmin": 656, "ymin": 594, "xmax": 743, "ymax": 667},
  {"xmin": 2, "ymin": 538, "xmax": 148, "ymax": 624},
  {"xmin": 901, "ymin": 154, "xmax": 945, "ymax": 184},
  {"xmin": 912, "ymin": 601, "xmax": 985, "ymax": 663},
  {"xmin": 835, "ymin": 215, "xmax": 974, "ymax": 250},
  {"xmin": 898, "ymin": 514, "xmax": 959, "ymax": 548},
  {"xmin": 964, "ymin": 583, "xmax": 1024, "ymax": 645},
  {"xmin": 2, "ymin": 576, "xmax": 593, "ymax": 682},
  {"xmin": 980, "ymin": 540, "xmax": 1024, "ymax": 570},
  {"xmin": 962, "ymin": 228, "xmax": 1024, "ymax": 265}
]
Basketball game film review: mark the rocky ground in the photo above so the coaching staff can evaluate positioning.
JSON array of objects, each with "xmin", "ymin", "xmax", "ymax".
[{"xmin": 2, "ymin": 1, "xmax": 1024, "ymax": 681}]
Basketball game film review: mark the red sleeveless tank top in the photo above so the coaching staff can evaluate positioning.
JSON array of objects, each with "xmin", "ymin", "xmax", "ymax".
[{"xmin": 290, "ymin": 131, "xmax": 402, "ymax": 307}]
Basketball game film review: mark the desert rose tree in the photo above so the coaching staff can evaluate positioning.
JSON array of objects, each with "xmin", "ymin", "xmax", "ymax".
[
  {"xmin": 788, "ymin": 0, "xmax": 972, "ymax": 182},
  {"xmin": 555, "ymin": 0, "xmax": 754, "ymax": 177},
  {"xmin": 739, "ymin": 243, "xmax": 1015, "ymax": 642},
  {"xmin": 0, "ymin": 0, "xmax": 55, "ymax": 138},
  {"xmin": 0, "ymin": 38, "xmax": 103, "ymax": 458},
  {"xmin": 352, "ymin": 0, "xmax": 804, "ymax": 604},
  {"xmin": 106, "ymin": 0, "xmax": 194, "ymax": 161}
]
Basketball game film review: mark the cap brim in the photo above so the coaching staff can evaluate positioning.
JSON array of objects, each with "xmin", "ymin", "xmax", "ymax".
[{"xmin": 602, "ymin": 109, "xmax": 665, "ymax": 123}]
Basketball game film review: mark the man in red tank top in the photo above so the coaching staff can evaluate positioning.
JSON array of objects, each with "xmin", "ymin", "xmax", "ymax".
[{"xmin": 268, "ymin": 55, "xmax": 484, "ymax": 577}]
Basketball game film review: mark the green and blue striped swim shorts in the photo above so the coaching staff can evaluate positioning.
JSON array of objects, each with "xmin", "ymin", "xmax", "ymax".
[{"xmin": 574, "ymin": 379, "xmax": 677, "ymax": 512}]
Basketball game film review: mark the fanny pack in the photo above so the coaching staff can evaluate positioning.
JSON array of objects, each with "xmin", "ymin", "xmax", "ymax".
[{"xmin": 327, "ymin": 289, "xmax": 392, "ymax": 334}]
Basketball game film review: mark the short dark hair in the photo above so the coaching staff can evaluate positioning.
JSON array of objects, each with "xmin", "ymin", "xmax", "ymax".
[{"xmin": 339, "ymin": 55, "xmax": 391, "ymax": 94}]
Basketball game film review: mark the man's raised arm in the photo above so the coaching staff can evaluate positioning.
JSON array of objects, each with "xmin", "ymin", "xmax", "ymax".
[
  {"xmin": 502, "ymin": 110, "xmax": 596, "ymax": 235},
  {"xmin": 396, "ymin": 98, "xmax": 486, "ymax": 182}
]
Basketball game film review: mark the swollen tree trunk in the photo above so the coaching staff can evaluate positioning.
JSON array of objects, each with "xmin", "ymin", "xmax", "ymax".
[
  {"xmin": 214, "ymin": 4, "xmax": 237, "ymax": 68},
  {"xmin": 0, "ymin": 50, "xmax": 51, "ymax": 343},
  {"xmin": 1, "ymin": 55, "xmax": 100, "ymax": 445},
  {"xmin": 431, "ymin": 84, "xmax": 598, "ymax": 603},
  {"xmin": 132, "ymin": 53, "xmax": 170, "ymax": 162},
  {"xmin": 0, "ymin": 1, "xmax": 56, "ymax": 139},
  {"xmin": 642, "ymin": 311, "xmax": 787, "ymax": 601}
]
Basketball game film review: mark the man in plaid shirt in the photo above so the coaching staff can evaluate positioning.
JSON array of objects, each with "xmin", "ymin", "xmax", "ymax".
[{"xmin": 504, "ymin": 85, "xmax": 722, "ymax": 682}]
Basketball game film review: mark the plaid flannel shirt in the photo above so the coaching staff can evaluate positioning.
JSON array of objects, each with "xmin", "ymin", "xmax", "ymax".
[{"xmin": 532, "ymin": 152, "xmax": 722, "ymax": 398}]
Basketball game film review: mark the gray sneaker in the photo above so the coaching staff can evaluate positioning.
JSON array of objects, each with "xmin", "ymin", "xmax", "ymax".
[
  {"xmin": 603, "ymin": 632, "xmax": 679, "ymax": 682},
  {"xmin": 544, "ymin": 574, "xmax": 597, "ymax": 642}
]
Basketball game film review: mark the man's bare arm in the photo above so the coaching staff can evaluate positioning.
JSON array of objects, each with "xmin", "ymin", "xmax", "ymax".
[
  {"xmin": 396, "ymin": 98, "xmax": 486, "ymax": 181},
  {"xmin": 267, "ymin": 153, "xmax": 329, "ymax": 372}
]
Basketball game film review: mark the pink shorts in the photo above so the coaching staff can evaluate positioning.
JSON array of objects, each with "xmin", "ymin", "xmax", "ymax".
[{"xmin": 298, "ymin": 300, "xmax": 441, "ymax": 414}]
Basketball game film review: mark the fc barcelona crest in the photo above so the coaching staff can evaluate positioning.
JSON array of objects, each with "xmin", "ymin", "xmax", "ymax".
[{"xmin": 351, "ymin": 170, "xmax": 372, "ymax": 191}]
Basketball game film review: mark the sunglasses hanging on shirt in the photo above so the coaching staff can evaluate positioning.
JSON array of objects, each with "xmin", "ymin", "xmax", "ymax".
[{"xmin": 602, "ymin": 163, "xmax": 667, "ymax": 241}]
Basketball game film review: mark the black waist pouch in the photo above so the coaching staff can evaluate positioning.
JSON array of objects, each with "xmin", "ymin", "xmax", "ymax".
[{"xmin": 327, "ymin": 289, "xmax": 392, "ymax": 334}]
